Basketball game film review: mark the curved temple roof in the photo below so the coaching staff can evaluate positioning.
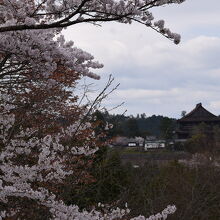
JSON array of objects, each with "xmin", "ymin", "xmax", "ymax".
[{"xmin": 179, "ymin": 103, "xmax": 220, "ymax": 122}]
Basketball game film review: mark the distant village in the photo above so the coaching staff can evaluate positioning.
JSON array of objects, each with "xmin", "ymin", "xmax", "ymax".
[{"xmin": 110, "ymin": 103, "xmax": 220, "ymax": 151}]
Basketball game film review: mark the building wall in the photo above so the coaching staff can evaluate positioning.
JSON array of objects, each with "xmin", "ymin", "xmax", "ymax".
[{"xmin": 144, "ymin": 142, "xmax": 165, "ymax": 150}]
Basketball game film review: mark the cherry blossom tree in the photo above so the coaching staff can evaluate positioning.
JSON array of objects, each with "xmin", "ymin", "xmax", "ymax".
[
  {"xmin": 0, "ymin": 0, "xmax": 186, "ymax": 219},
  {"xmin": 0, "ymin": 94, "xmax": 177, "ymax": 219},
  {"xmin": 0, "ymin": 0, "xmax": 186, "ymax": 88},
  {"xmin": 0, "ymin": 0, "xmax": 184, "ymax": 44}
]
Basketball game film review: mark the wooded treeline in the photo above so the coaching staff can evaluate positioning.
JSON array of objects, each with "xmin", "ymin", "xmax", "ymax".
[{"xmin": 94, "ymin": 111, "xmax": 177, "ymax": 138}]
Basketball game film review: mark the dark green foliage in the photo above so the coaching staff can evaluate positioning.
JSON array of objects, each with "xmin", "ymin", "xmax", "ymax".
[
  {"xmin": 96, "ymin": 111, "xmax": 177, "ymax": 138},
  {"xmin": 160, "ymin": 117, "xmax": 176, "ymax": 140},
  {"xmin": 65, "ymin": 148, "xmax": 220, "ymax": 220},
  {"xmin": 184, "ymin": 123, "xmax": 220, "ymax": 154},
  {"xmin": 63, "ymin": 148, "xmax": 130, "ymax": 208},
  {"xmin": 60, "ymin": 144, "xmax": 220, "ymax": 220},
  {"xmin": 91, "ymin": 151, "xmax": 129, "ymax": 203},
  {"xmin": 126, "ymin": 118, "xmax": 140, "ymax": 137},
  {"xmin": 118, "ymin": 161, "xmax": 220, "ymax": 220}
]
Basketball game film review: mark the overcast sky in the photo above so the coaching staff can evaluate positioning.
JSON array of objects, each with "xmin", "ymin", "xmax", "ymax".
[{"xmin": 63, "ymin": 0, "xmax": 220, "ymax": 118}]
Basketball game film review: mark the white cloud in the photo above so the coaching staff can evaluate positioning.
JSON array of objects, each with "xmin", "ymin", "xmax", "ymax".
[
  {"xmin": 63, "ymin": 0, "xmax": 220, "ymax": 118},
  {"xmin": 210, "ymin": 101, "xmax": 220, "ymax": 112},
  {"xmin": 103, "ymin": 87, "xmax": 220, "ymax": 117},
  {"xmin": 78, "ymin": 34, "xmax": 220, "ymax": 117}
]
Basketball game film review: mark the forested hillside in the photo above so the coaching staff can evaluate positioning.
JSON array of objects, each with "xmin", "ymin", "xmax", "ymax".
[{"xmin": 95, "ymin": 111, "xmax": 177, "ymax": 138}]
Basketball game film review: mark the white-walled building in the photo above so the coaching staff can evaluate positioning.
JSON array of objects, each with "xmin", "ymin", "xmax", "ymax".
[{"xmin": 144, "ymin": 140, "xmax": 166, "ymax": 150}]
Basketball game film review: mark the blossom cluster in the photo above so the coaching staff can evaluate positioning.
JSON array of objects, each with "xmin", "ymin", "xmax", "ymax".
[
  {"xmin": 0, "ymin": 0, "xmax": 186, "ymax": 87},
  {"xmin": 0, "ymin": 0, "xmax": 186, "ymax": 31},
  {"xmin": 154, "ymin": 20, "xmax": 181, "ymax": 44},
  {"xmin": 0, "ymin": 29, "xmax": 102, "ymax": 81},
  {"xmin": 0, "ymin": 96, "xmax": 176, "ymax": 219},
  {"xmin": 131, "ymin": 205, "xmax": 177, "ymax": 220},
  {"xmin": 0, "ymin": 96, "xmax": 96, "ymax": 218}
]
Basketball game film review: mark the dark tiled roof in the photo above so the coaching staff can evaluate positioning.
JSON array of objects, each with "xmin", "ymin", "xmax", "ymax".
[{"xmin": 179, "ymin": 103, "xmax": 220, "ymax": 122}]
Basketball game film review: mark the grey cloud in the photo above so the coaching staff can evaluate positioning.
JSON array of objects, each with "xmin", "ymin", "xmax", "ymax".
[{"xmin": 63, "ymin": 0, "xmax": 220, "ymax": 117}]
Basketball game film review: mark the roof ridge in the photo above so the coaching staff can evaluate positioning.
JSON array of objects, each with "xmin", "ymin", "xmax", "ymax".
[{"xmin": 179, "ymin": 103, "xmax": 219, "ymax": 122}]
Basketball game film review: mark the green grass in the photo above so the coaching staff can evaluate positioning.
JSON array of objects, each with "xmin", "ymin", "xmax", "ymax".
[{"xmin": 108, "ymin": 147, "xmax": 191, "ymax": 162}]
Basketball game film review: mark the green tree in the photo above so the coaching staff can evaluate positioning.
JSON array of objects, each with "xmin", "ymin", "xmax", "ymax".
[
  {"xmin": 160, "ymin": 117, "xmax": 175, "ymax": 140},
  {"xmin": 126, "ymin": 118, "xmax": 140, "ymax": 137}
]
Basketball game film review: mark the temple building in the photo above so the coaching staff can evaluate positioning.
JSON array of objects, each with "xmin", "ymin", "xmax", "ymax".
[{"xmin": 176, "ymin": 103, "xmax": 220, "ymax": 140}]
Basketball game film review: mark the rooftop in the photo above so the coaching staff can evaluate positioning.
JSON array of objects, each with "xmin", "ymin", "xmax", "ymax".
[{"xmin": 178, "ymin": 103, "xmax": 220, "ymax": 122}]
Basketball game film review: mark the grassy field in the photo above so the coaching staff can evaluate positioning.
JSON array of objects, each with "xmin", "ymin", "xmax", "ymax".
[{"xmin": 109, "ymin": 147, "xmax": 191, "ymax": 166}]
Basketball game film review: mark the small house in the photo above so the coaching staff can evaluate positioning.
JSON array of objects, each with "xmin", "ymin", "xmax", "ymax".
[
  {"xmin": 128, "ymin": 142, "xmax": 137, "ymax": 147},
  {"xmin": 144, "ymin": 140, "xmax": 165, "ymax": 150}
]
